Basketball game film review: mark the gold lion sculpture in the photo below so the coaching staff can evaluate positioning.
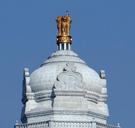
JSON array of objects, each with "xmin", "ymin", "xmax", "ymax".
[{"xmin": 56, "ymin": 15, "xmax": 72, "ymax": 36}]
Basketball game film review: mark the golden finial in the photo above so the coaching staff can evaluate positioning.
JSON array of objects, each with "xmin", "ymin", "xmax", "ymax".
[{"xmin": 56, "ymin": 12, "xmax": 72, "ymax": 44}]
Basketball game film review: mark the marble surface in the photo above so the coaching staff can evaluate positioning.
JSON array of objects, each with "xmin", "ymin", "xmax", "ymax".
[{"xmin": 21, "ymin": 50, "xmax": 109, "ymax": 125}]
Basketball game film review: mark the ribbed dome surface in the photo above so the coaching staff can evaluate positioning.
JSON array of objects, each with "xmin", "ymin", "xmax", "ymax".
[{"xmin": 30, "ymin": 50, "xmax": 105, "ymax": 93}]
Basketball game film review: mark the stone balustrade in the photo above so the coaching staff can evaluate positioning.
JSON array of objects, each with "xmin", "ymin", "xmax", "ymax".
[{"xmin": 15, "ymin": 120, "xmax": 120, "ymax": 128}]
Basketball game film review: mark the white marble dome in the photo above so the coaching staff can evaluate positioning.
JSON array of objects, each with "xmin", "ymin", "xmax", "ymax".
[
  {"xmin": 20, "ymin": 14, "xmax": 110, "ymax": 125},
  {"xmin": 30, "ymin": 50, "xmax": 106, "ymax": 93}
]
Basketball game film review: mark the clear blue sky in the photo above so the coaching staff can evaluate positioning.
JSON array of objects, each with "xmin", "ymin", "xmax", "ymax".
[{"xmin": 0, "ymin": 0, "xmax": 134, "ymax": 128}]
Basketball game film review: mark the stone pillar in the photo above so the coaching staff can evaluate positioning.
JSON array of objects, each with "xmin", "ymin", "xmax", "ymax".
[{"xmin": 91, "ymin": 118, "xmax": 96, "ymax": 128}]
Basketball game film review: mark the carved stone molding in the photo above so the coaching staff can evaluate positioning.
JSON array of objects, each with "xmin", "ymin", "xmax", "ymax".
[{"xmin": 54, "ymin": 63, "xmax": 83, "ymax": 90}]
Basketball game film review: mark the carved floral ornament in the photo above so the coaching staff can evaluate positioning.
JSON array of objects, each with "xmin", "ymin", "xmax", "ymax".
[{"xmin": 54, "ymin": 63, "xmax": 83, "ymax": 90}]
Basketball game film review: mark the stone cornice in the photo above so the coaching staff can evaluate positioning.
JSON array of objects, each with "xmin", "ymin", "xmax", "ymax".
[
  {"xmin": 25, "ymin": 109, "xmax": 107, "ymax": 120},
  {"xmin": 33, "ymin": 90, "xmax": 107, "ymax": 103}
]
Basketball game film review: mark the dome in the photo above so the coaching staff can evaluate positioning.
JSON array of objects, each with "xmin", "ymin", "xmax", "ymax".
[
  {"xmin": 30, "ymin": 50, "xmax": 105, "ymax": 94},
  {"xmin": 21, "ymin": 14, "xmax": 109, "ymax": 125}
]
